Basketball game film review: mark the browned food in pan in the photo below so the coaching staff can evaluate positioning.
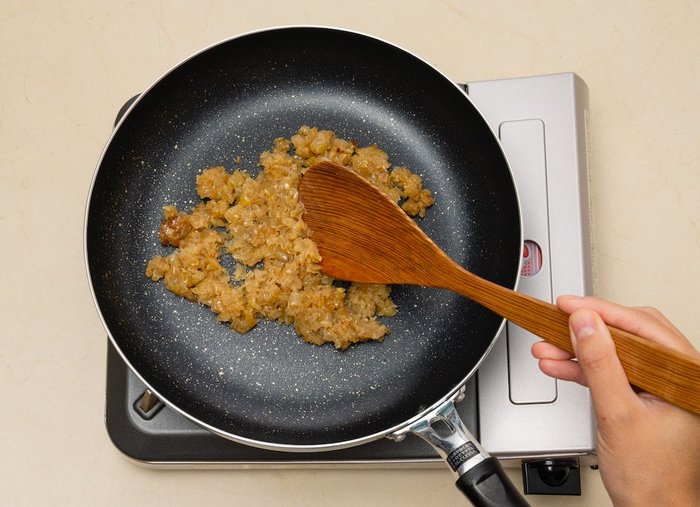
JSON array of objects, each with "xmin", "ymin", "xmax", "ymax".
[{"xmin": 146, "ymin": 126, "xmax": 434, "ymax": 349}]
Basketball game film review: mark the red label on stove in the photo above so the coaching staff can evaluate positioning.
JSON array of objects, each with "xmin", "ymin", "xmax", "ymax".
[{"xmin": 521, "ymin": 240, "xmax": 543, "ymax": 277}]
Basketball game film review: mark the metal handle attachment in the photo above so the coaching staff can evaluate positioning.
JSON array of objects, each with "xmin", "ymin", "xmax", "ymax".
[
  {"xmin": 409, "ymin": 400, "xmax": 487, "ymax": 477},
  {"xmin": 406, "ymin": 400, "xmax": 530, "ymax": 506}
]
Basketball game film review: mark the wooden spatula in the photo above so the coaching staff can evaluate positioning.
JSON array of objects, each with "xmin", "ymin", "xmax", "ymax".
[{"xmin": 298, "ymin": 161, "xmax": 700, "ymax": 415}]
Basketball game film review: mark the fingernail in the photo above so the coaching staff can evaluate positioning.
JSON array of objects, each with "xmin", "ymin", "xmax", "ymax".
[
  {"xmin": 558, "ymin": 294, "xmax": 579, "ymax": 301},
  {"xmin": 570, "ymin": 310, "xmax": 598, "ymax": 343}
]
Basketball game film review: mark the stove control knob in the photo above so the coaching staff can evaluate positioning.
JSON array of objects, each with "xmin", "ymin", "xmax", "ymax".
[
  {"xmin": 521, "ymin": 459, "xmax": 581, "ymax": 495},
  {"xmin": 538, "ymin": 460, "xmax": 570, "ymax": 486}
]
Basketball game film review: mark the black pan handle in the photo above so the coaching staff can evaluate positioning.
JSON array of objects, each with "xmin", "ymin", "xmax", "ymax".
[
  {"xmin": 456, "ymin": 457, "xmax": 529, "ymax": 506},
  {"xmin": 405, "ymin": 399, "xmax": 530, "ymax": 506}
]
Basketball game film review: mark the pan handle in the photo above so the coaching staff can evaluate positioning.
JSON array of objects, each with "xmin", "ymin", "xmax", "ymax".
[{"xmin": 407, "ymin": 401, "xmax": 530, "ymax": 506}]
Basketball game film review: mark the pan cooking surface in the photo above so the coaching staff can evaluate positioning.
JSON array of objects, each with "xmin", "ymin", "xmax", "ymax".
[{"xmin": 87, "ymin": 28, "xmax": 520, "ymax": 446}]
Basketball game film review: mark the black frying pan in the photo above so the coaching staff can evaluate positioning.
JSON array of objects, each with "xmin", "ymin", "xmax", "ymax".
[{"xmin": 86, "ymin": 27, "xmax": 525, "ymax": 505}]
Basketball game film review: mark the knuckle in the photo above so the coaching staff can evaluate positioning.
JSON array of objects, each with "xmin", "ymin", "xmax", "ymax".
[
  {"xmin": 636, "ymin": 305, "xmax": 663, "ymax": 319},
  {"xmin": 580, "ymin": 350, "xmax": 611, "ymax": 373},
  {"xmin": 576, "ymin": 334, "xmax": 616, "ymax": 374},
  {"xmin": 634, "ymin": 305, "xmax": 678, "ymax": 332}
]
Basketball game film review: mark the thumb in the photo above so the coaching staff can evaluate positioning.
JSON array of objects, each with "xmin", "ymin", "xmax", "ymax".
[{"xmin": 570, "ymin": 308, "xmax": 637, "ymax": 421}]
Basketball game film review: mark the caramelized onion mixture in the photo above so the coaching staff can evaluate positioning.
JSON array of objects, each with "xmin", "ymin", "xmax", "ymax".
[{"xmin": 146, "ymin": 126, "xmax": 434, "ymax": 349}]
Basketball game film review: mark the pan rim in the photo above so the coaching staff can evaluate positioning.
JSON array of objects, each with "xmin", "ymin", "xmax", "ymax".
[{"xmin": 84, "ymin": 25, "xmax": 524, "ymax": 452}]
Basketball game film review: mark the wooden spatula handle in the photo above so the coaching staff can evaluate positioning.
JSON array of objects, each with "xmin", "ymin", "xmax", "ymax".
[
  {"xmin": 445, "ymin": 267, "xmax": 700, "ymax": 415},
  {"xmin": 300, "ymin": 162, "xmax": 700, "ymax": 415}
]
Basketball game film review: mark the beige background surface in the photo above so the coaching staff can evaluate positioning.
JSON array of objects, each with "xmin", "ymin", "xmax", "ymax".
[{"xmin": 2, "ymin": 1, "xmax": 699, "ymax": 505}]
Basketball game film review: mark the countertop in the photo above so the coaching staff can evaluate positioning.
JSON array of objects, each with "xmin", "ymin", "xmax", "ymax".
[{"xmin": 2, "ymin": 1, "xmax": 699, "ymax": 505}]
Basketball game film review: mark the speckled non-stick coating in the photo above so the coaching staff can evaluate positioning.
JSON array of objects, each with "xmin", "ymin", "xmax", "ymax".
[{"xmin": 86, "ymin": 27, "xmax": 521, "ymax": 448}]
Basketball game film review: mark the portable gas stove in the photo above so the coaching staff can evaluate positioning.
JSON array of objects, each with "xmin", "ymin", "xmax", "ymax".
[{"xmin": 105, "ymin": 72, "xmax": 596, "ymax": 496}]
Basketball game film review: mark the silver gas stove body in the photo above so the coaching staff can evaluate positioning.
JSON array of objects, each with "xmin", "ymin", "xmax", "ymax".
[
  {"xmin": 105, "ymin": 72, "xmax": 596, "ymax": 472},
  {"xmin": 468, "ymin": 72, "xmax": 596, "ymax": 464}
]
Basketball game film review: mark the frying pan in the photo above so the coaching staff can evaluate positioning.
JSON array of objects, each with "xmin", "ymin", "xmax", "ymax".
[{"xmin": 86, "ymin": 27, "xmax": 526, "ymax": 505}]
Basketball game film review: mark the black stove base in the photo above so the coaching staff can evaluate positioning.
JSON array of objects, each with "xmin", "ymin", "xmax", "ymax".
[{"xmin": 105, "ymin": 341, "xmax": 479, "ymax": 466}]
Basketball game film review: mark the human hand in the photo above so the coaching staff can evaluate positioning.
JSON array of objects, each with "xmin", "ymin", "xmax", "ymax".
[{"xmin": 531, "ymin": 295, "xmax": 700, "ymax": 506}]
